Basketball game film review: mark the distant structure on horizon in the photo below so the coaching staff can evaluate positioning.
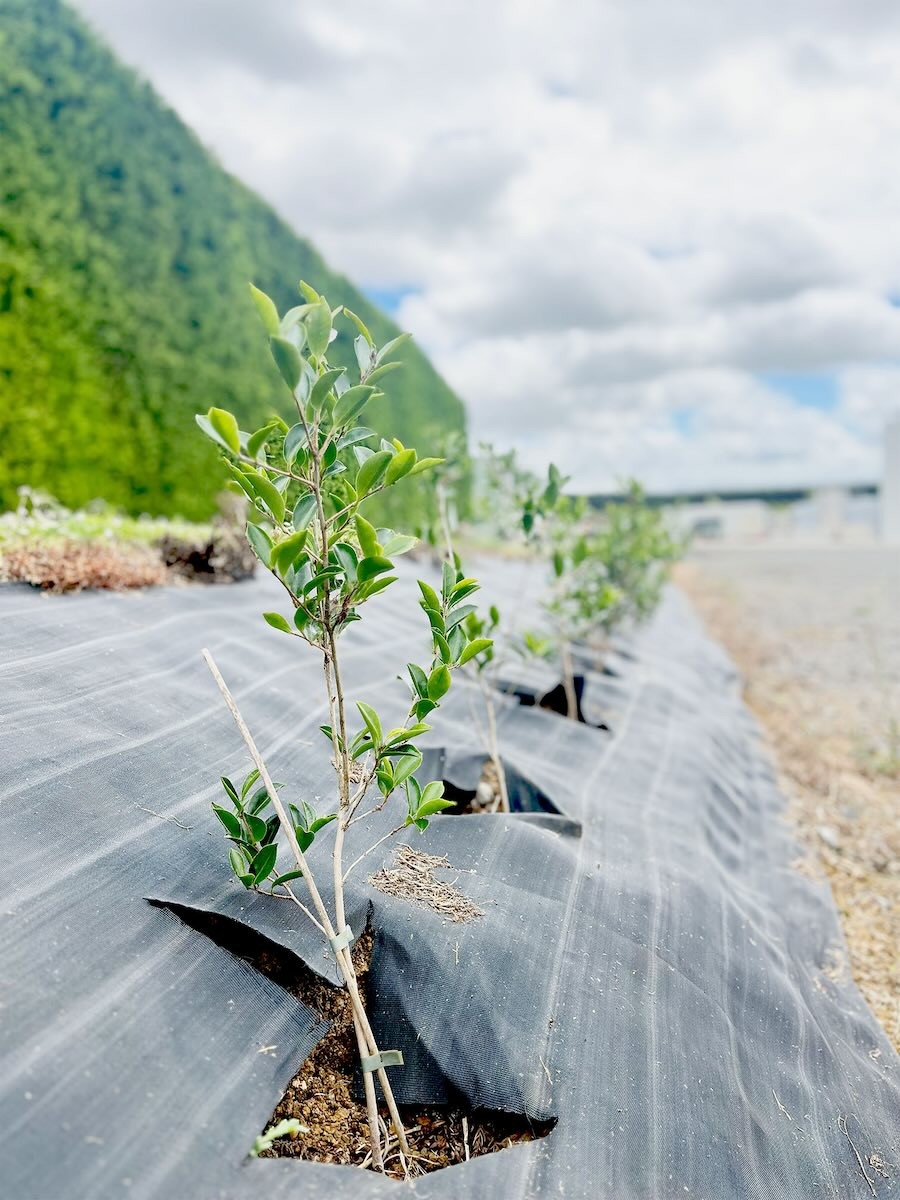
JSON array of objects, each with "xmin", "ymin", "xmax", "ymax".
[
  {"xmin": 586, "ymin": 420, "xmax": 900, "ymax": 546},
  {"xmin": 883, "ymin": 417, "xmax": 900, "ymax": 546}
]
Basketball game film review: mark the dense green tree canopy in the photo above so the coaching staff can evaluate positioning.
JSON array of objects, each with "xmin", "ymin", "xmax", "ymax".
[{"xmin": 0, "ymin": 0, "xmax": 465, "ymax": 518}]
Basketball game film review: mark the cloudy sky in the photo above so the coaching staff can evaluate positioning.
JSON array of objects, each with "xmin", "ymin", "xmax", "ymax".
[{"xmin": 73, "ymin": 0, "xmax": 900, "ymax": 493}]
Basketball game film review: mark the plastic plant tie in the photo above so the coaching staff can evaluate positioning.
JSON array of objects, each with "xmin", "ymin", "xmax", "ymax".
[
  {"xmin": 329, "ymin": 925, "xmax": 354, "ymax": 953},
  {"xmin": 361, "ymin": 1050, "xmax": 404, "ymax": 1073}
]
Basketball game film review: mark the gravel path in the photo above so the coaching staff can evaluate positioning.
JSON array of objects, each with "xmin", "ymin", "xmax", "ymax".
[{"xmin": 680, "ymin": 547, "xmax": 900, "ymax": 1049}]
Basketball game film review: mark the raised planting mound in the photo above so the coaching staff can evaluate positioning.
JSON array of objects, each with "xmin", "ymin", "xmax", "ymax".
[{"xmin": 1, "ymin": 566, "xmax": 898, "ymax": 1199}]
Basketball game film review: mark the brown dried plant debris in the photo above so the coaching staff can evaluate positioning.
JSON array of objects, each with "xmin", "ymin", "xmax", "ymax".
[
  {"xmin": 1, "ymin": 539, "xmax": 167, "ymax": 592},
  {"xmin": 369, "ymin": 845, "xmax": 486, "ymax": 924},
  {"xmin": 677, "ymin": 562, "xmax": 900, "ymax": 1051}
]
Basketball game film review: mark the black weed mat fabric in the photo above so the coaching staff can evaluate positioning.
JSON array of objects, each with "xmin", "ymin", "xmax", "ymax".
[{"xmin": 1, "ymin": 567, "xmax": 898, "ymax": 1199}]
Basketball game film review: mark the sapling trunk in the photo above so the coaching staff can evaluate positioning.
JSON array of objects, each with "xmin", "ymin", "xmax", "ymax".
[
  {"xmin": 478, "ymin": 671, "xmax": 510, "ymax": 813},
  {"xmin": 202, "ymin": 651, "xmax": 408, "ymax": 1171},
  {"xmin": 561, "ymin": 641, "xmax": 578, "ymax": 722}
]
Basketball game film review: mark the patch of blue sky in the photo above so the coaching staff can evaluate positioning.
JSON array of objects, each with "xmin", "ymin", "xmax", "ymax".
[
  {"xmin": 670, "ymin": 409, "xmax": 694, "ymax": 435},
  {"xmin": 757, "ymin": 371, "xmax": 838, "ymax": 410},
  {"xmin": 363, "ymin": 285, "xmax": 419, "ymax": 316}
]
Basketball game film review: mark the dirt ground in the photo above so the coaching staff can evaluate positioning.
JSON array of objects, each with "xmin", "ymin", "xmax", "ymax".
[{"xmin": 678, "ymin": 547, "xmax": 899, "ymax": 1050}]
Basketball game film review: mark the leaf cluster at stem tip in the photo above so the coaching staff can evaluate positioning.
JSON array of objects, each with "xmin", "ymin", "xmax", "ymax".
[{"xmin": 196, "ymin": 280, "xmax": 446, "ymax": 651}]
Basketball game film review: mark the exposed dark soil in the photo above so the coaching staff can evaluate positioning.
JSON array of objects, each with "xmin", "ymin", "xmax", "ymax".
[{"xmin": 165, "ymin": 905, "xmax": 551, "ymax": 1178}]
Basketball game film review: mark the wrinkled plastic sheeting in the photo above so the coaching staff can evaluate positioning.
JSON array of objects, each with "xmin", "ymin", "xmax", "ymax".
[{"xmin": 0, "ymin": 568, "xmax": 898, "ymax": 1200}]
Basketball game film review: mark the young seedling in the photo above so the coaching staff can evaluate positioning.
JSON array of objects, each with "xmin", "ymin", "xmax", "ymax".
[
  {"xmin": 418, "ymin": 445, "xmax": 512, "ymax": 811},
  {"xmin": 522, "ymin": 478, "xmax": 682, "ymax": 719},
  {"xmin": 250, "ymin": 1118, "xmax": 307, "ymax": 1158},
  {"xmin": 196, "ymin": 282, "xmax": 492, "ymax": 1173}
]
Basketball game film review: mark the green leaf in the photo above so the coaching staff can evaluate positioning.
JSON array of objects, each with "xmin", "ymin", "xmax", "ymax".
[
  {"xmin": 212, "ymin": 804, "xmax": 242, "ymax": 837},
  {"xmin": 246, "ymin": 787, "xmax": 271, "ymax": 816},
  {"xmin": 459, "ymin": 636, "xmax": 493, "ymax": 666},
  {"xmin": 269, "ymin": 336, "xmax": 303, "ymax": 390},
  {"xmin": 343, "ymin": 306, "xmax": 374, "ymax": 346},
  {"xmin": 357, "ymin": 556, "xmax": 394, "ymax": 582},
  {"xmin": 447, "ymin": 604, "xmax": 477, "ymax": 630},
  {"xmin": 220, "ymin": 776, "xmax": 240, "ymax": 806},
  {"xmin": 205, "ymin": 407, "xmax": 240, "ymax": 454},
  {"xmin": 284, "ymin": 423, "xmax": 308, "ymax": 464},
  {"xmin": 407, "ymin": 663, "xmax": 429, "ymax": 698},
  {"xmin": 424, "ymin": 606, "xmax": 445, "ymax": 636},
  {"xmin": 441, "ymin": 560, "xmax": 455, "ymax": 602},
  {"xmin": 250, "ymin": 843, "xmax": 278, "ymax": 885},
  {"xmin": 305, "ymin": 296, "xmax": 333, "ymax": 358},
  {"xmin": 229, "ymin": 847, "xmax": 249, "ymax": 878},
  {"xmin": 405, "ymin": 775, "xmax": 422, "ymax": 816},
  {"xmin": 355, "ymin": 514, "xmax": 381, "ymax": 558},
  {"xmin": 263, "ymin": 611, "xmax": 293, "ymax": 634},
  {"xmin": 450, "ymin": 576, "xmax": 479, "ymax": 601},
  {"xmin": 332, "ymin": 542, "xmax": 358, "ymax": 581},
  {"xmin": 245, "ymin": 812, "xmax": 269, "ymax": 843},
  {"xmin": 271, "ymin": 529, "xmax": 308, "ymax": 574},
  {"xmin": 292, "ymin": 493, "xmax": 317, "ymax": 531},
  {"xmin": 358, "ymin": 575, "xmax": 397, "ymax": 600},
  {"xmin": 392, "ymin": 749, "xmax": 422, "ymax": 787},
  {"xmin": 433, "ymin": 631, "xmax": 452, "ymax": 663},
  {"xmin": 376, "ymin": 762, "xmax": 394, "ymax": 796},
  {"xmin": 384, "ymin": 448, "xmax": 416, "ymax": 486},
  {"xmin": 291, "ymin": 799, "xmax": 316, "ymax": 832},
  {"xmin": 415, "ymin": 797, "xmax": 454, "ymax": 820},
  {"xmin": 380, "ymin": 532, "xmax": 417, "ymax": 557},
  {"xmin": 333, "ymin": 385, "xmax": 377, "ymax": 426},
  {"xmin": 408, "ymin": 456, "xmax": 444, "ymax": 478},
  {"xmin": 386, "ymin": 722, "xmax": 430, "ymax": 745},
  {"xmin": 337, "ymin": 426, "xmax": 376, "ymax": 450},
  {"xmin": 366, "ymin": 361, "xmax": 403, "ymax": 385},
  {"xmin": 246, "ymin": 523, "xmax": 273, "ymax": 568},
  {"xmin": 356, "ymin": 701, "xmax": 382, "ymax": 747},
  {"xmin": 271, "ymin": 869, "xmax": 305, "ymax": 887},
  {"xmin": 196, "ymin": 417, "xmax": 234, "ymax": 458},
  {"xmin": 244, "ymin": 471, "xmax": 285, "ymax": 524},
  {"xmin": 249, "ymin": 283, "xmax": 280, "ymax": 335},
  {"xmin": 355, "ymin": 333, "xmax": 372, "ymax": 373},
  {"xmin": 247, "ymin": 421, "xmax": 279, "ymax": 459},
  {"xmin": 420, "ymin": 780, "xmax": 445, "ymax": 804},
  {"xmin": 417, "ymin": 580, "xmax": 441, "ymax": 612},
  {"xmin": 298, "ymin": 279, "xmax": 320, "ymax": 303},
  {"xmin": 261, "ymin": 813, "xmax": 280, "ymax": 846},
  {"xmin": 427, "ymin": 664, "xmax": 452, "ymax": 700},
  {"xmin": 309, "ymin": 367, "xmax": 346, "ymax": 412},
  {"xmin": 310, "ymin": 813, "xmax": 338, "ymax": 834},
  {"xmin": 223, "ymin": 462, "xmax": 255, "ymax": 501},
  {"xmin": 241, "ymin": 769, "xmax": 261, "ymax": 801},
  {"xmin": 413, "ymin": 697, "xmax": 437, "ymax": 720},
  {"xmin": 376, "ymin": 332, "xmax": 410, "ymax": 364},
  {"xmin": 448, "ymin": 625, "xmax": 466, "ymax": 663},
  {"xmin": 356, "ymin": 450, "xmax": 392, "ymax": 495}
]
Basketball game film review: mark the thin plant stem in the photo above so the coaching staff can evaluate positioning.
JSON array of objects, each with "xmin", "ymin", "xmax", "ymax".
[
  {"xmin": 201, "ymin": 650, "xmax": 409, "ymax": 1170},
  {"xmin": 343, "ymin": 823, "xmax": 406, "ymax": 883},
  {"xmin": 478, "ymin": 671, "xmax": 510, "ymax": 812},
  {"xmin": 561, "ymin": 640, "xmax": 578, "ymax": 722}
]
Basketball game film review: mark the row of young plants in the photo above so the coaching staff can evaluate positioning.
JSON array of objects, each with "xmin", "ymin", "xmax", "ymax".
[{"xmin": 195, "ymin": 282, "xmax": 682, "ymax": 1173}]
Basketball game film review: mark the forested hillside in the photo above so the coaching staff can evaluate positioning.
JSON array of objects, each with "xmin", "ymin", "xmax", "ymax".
[{"xmin": 0, "ymin": 0, "xmax": 465, "ymax": 518}]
